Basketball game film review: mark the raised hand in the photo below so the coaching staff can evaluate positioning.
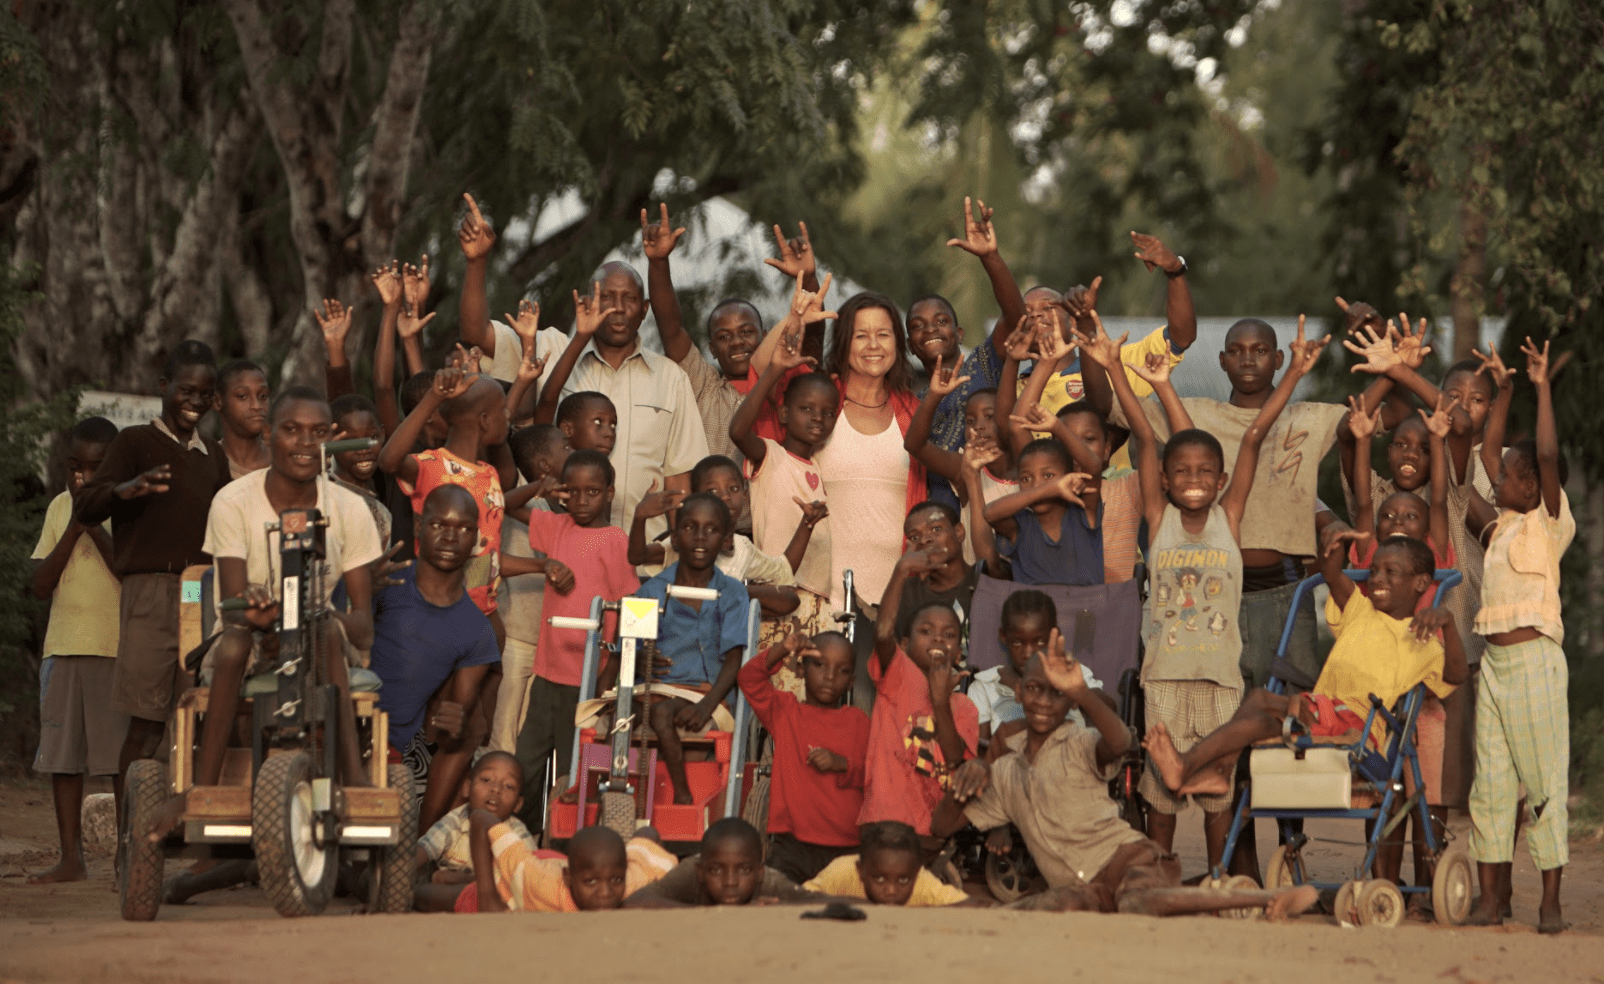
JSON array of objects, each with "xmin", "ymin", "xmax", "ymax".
[
  {"xmin": 1471, "ymin": 342, "xmax": 1513, "ymax": 389},
  {"xmin": 1408, "ymin": 606, "xmax": 1452, "ymax": 643},
  {"xmin": 1324, "ymin": 528, "xmax": 1371, "ymax": 558},
  {"xmin": 927, "ymin": 354, "xmax": 971, "ymax": 397},
  {"xmin": 792, "ymin": 497, "xmax": 829, "ymax": 529},
  {"xmin": 1284, "ymin": 314, "xmax": 1326, "ymax": 376},
  {"xmin": 763, "ymin": 221, "xmax": 816, "ymax": 280},
  {"xmin": 515, "ymin": 348, "xmax": 548, "ymax": 385},
  {"xmin": 315, "ymin": 298, "xmax": 352, "ymax": 351},
  {"xmin": 573, "ymin": 281, "xmax": 620, "ymax": 339},
  {"xmin": 1129, "ymin": 350, "xmax": 1173, "ymax": 387},
  {"xmin": 945, "ymin": 196, "xmax": 998, "ymax": 257},
  {"xmin": 1130, "ymin": 231, "xmax": 1182, "ymax": 275},
  {"xmin": 1420, "ymin": 394, "xmax": 1454, "ymax": 439},
  {"xmin": 1054, "ymin": 471, "xmax": 1092, "ymax": 506},
  {"xmin": 1039, "ymin": 627, "xmax": 1089, "ymax": 699},
  {"xmin": 635, "ymin": 480, "xmax": 687, "ymax": 520},
  {"xmin": 445, "ymin": 343, "xmax": 484, "ymax": 375},
  {"xmin": 458, "ymin": 193, "xmax": 496, "ymax": 261},
  {"xmin": 1334, "ymin": 296, "xmax": 1384, "ymax": 336},
  {"xmin": 1393, "ymin": 312, "xmax": 1432, "ymax": 369},
  {"xmin": 641, "ymin": 203, "xmax": 686, "ymax": 261},
  {"xmin": 1001, "ymin": 315, "xmax": 1035, "ymax": 363},
  {"xmin": 1341, "ymin": 321, "xmax": 1401, "ymax": 375},
  {"xmin": 371, "ymin": 261, "xmax": 402, "ymax": 308},
  {"xmin": 369, "ymin": 542, "xmax": 411, "ymax": 591},
  {"xmin": 788, "ymin": 270, "xmax": 837, "ymax": 325},
  {"xmin": 432, "ymin": 364, "xmax": 473, "ymax": 401},
  {"xmin": 1037, "ymin": 322, "xmax": 1074, "ymax": 365},
  {"xmin": 1520, "ymin": 335, "xmax": 1551, "ymax": 387},
  {"xmin": 1008, "ymin": 401, "xmax": 1055, "ymax": 434},
  {"xmin": 772, "ymin": 322, "xmax": 816, "ymax": 372},
  {"xmin": 1346, "ymin": 394, "xmax": 1381, "ymax": 441},
  {"xmin": 504, "ymin": 298, "xmax": 542, "ymax": 344},
  {"xmin": 961, "ymin": 441, "xmax": 1001, "ymax": 475},
  {"xmin": 397, "ymin": 306, "xmax": 435, "ymax": 341},
  {"xmin": 1076, "ymin": 311, "xmax": 1127, "ymax": 369},
  {"xmin": 402, "ymin": 255, "xmax": 431, "ymax": 312},
  {"xmin": 926, "ymin": 647, "xmax": 958, "ymax": 705},
  {"xmin": 806, "ymin": 747, "xmax": 849, "ymax": 774},
  {"xmin": 1062, "ymin": 276, "xmax": 1103, "ymax": 321},
  {"xmin": 115, "ymin": 464, "xmax": 172, "ymax": 500}
]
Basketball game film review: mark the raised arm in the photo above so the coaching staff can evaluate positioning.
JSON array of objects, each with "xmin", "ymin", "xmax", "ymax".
[
  {"xmin": 1008, "ymin": 401, "xmax": 1099, "ymax": 476},
  {"xmin": 377, "ymin": 366, "xmax": 473, "ymax": 484},
  {"xmin": 370, "ymin": 262, "xmax": 404, "ymax": 433},
  {"xmin": 456, "ymin": 193, "xmax": 498, "ymax": 357},
  {"xmin": 1319, "ymin": 529, "xmax": 1366, "ymax": 610},
  {"xmin": 958, "ymin": 444, "xmax": 1004, "ymax": 576},
  {"xmin": 761, "ymin": 222, "xmax": 824, "ymax": 365},
  {"xmin": 946, "ymin": 197, "xmax": 1026, "ymax": 348},
  {"xmin": 1080, "ymin": 313, "xmax": 1164, "ymax": 529},
  {"xmin": 1521, "ymin": 337, "xmax": 1563, "ymax": 518},
  {"xmin": 1420, "ymin": 396, "xmax": 1454, "ymax": 552},
  {"xmin": 874, "ymin": 551, "xmax": 930, "ymax": 668},
  {"xmin": 983, "ymin": 473, "xmax": 1090, "ymax": 541},
  {"xmin": 1130, "ymin": 232, "xmax": 1195, "ymax": 352},
  {"xmin": 925, "ymin": 649, "xmax": 968, "ymax": 771},
  {"xmin": 1221, "ymin": 315, "xmax": 1324, "ymax": 536},
  {"xmin": 501, "ymin": 300, "xmax": 548, "ymax": 421},
  {"xmin": 395, "ymin": 306, "xmax": 431, "ymax": 380},
  {"xmin": 992, "ymin": 316, "xmax": 1035, "ymax": 455},
  {"xmin": 903, "ymin": 355, "xmax": 970, "ymax": 481},
  {"xmin": 641, "ymin": 204, "xmax": 690, "ymax": 362},
  {"xmin": 1128, "ymin": 352, "xmax": 1194, "ymax": 435},
  {"xmin": 316, "ymin": 298, "xmax": 355, "ymax": 400},
  {"xmin": 1040, "ymin": 628, "xmax": 1130, "ymax": 766},
  {"xmin": 533, "ymin": 284, "xmax": 611, "ymax": 426},
  {"xmin": 627, "ymin": 482, "xmax": 684, "ymax": 567},
  {"xmin": 731, "ymin": 274, "xmax": 834, "ymax": 462},
  {"xmin": 1345, "ymin": 395, "xmax": 1380, "ymax": 537}
]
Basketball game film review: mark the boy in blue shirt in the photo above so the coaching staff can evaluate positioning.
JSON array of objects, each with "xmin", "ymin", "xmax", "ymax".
[{"xmin": 635, "ymin": 492, "xmax": 750, "ymax": 804}]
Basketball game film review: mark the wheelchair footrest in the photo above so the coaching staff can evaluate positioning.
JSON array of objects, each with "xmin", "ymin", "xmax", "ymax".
[{"xmin": 1250, "ymin": 747, "xmax": 1352, "ymax": 809}]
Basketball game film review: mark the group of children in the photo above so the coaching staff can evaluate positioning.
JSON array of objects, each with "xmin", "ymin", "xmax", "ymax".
[{"xmin": 26, "ymin": 193, "xmax": 1574, "ymax": 931}]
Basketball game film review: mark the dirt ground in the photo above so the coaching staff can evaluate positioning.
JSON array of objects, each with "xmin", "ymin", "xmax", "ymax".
[{"xmin": 2, "ymin": 776, "xmax": 1602, "ymax": 984}]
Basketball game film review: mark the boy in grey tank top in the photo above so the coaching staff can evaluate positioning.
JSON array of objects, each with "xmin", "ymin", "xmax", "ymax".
[{"xmin": 1081, "ymin": 310, "xmax": 1325, "ymax": 874}]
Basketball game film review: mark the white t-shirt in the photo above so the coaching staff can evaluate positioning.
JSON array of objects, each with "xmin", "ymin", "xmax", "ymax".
[{"xmin": 203, "ymin": 471, "xmax": 384, "ymax": 614}]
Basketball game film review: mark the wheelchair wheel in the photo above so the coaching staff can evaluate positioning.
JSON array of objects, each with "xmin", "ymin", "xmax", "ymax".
[
  {"xmin": 599, "ymin": 790, "xmax": 636, "ymax": 839},
  {"xmin": 1214, "ymin": 874, "xmax": 1263, "ymax": 919},
  {"xmin": 367, "ymin": 764, "xmax": 419, "ymax": 914},
  {"xmin": 1332, "ymin": 879, "xmax": 1361, "ymax": 926},
  {"xmin": 120, "ymin": 760, "xmax": 167, "ymax": 922},
  {"xmin": 1356, "ymin": 879, "xmax": 1405, "ymax": 928},
  {"xmin": 1431, "ymin": 845, "xmax": 1474, "ymax": 926},
  {"xmin": 1264, "ymin": 845, "xmax": 1295, "ymax": 889},
  {"xmin": 741, "ymin": 774, "xmax": 771, "ymax": 833},
  {"xmin": 253, "ymin": 752, "xmax": 337, "ymax": 917},
  {"xmin": 984, "ymin": 849, "xmax": 1030, "ymax": 904}
]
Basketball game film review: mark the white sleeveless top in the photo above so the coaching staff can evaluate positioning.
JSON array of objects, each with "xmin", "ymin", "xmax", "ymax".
[{"xmin": 815, "ymin": 412, "xmax": 910, "ymax": 609}]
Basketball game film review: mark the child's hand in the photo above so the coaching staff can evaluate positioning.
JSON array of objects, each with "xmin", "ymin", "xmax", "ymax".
[
  {"xmin": 1317, "ymin": 519, "xmax": 1357, "ymax": 558},
  {"xmin": 445, "ymin": 342, "xmax": 483, "ymax": 375},
  {"xmin": 1520, "ymin": 335, "xmax": 1550, "ymax": 387},
  {"xmin": 1001, "ymin": 315, "xmax": 1035, "ymax": 363},
  {"xmin": 315, "ymin": 298, "xmax": 352, "ymax": 351},
  {"xmin": 1284, "ymin": 313, "xmax": 1325, "ymax": 377},
  {"xmin": 1341, "ymin": 321, "xmax": 1401, "ymax": 376},
  {"xmin": 1420, "ymin": 394, "xmax": 1454, "ymax": 440},
  {"xmin": 573, "ymin": 281, "xmax": 620, "ymax": 339},
  {"xmin": 515, "ymin": 348, "xmax": 547, "ymax": 385},
  {"xmin": 1393, "ymin": 313, "xmax": 1432, "ymax": 369},
  {"xmin": 763, "ymin": 221, "xmax": 816, "ymax": 281},
  {"xmin": 945, "ymin": 196, "xmax": 998, "ymax": 258},
  {"xmin": 1008, "ymin": 402, "xmax": 1055, "ymax": 434},
  {"xmin": 771, "ymin": 321, "xmax": 817, "ymax": 372},
  {"xmin": 985, "ymin": 826, "xmax": 1012, "ymax": 854},
  {"xmin": 1039, "ymin": 627, "xmax": 1089, "ymax": 699},
  {"xmin": 1408, "ymin": 606, "xmax": 1452, "ymax": 642},
  {"xmin": 1472, "ymin": 342, "xmax": 1514, "ymax": 390},
  {"xmin": 426, "ymin": 699, "xmax": 467, "ymax": 743},
  {"xmin": 544, "ymin": 558, "xmax": 575, "ymax": 595},
  {"xmin": 238, "ymin": 582, "xmax": 281, "ymax": 632},
  {"xmin": 1054, "ymin": 471, "xmax": 1093, "ymax": 506},
  {"xmin": 1061, "ymin": 276, "xmax": 1103, "ymax": 322},
  {"xmin": 1323, "ymin": 528, "xmax": 1371, "ymax": 558},
  {"xmin": 951, "ymin": 759, "xmax": 990, "ymax": 802},
  {"xmin": 397, "ymin": 306, "xmax": 434, "ymax": 340},
  {"xmin": 371, "ymin": 261, "xmax": 402, "ymax": 308},
  {"xmin": 1129, "ymin": 351, "xmax": 1173, "ymax": 387},
  {"xmin": 1130, "ymin": 231, "xmax": 1182, "ymax": 275},
  {"xmin": 1345, "ymin": 394, "xmax": 1380, "ymax": 441},
  {"xmin": 926, "ymin": 647, "xmax": 958, "ymax": 705},
  {"xmin": 433, "ymin": 364, "xmax": 473, "ymax": 401},
  {"xmin": 926, "ymin": 354, "xmax": 971, "ymax": 398},
  {"xmin": 504, "ymin": 298, "xmax": 542, "ymax": 343},
  {"xmin": 402, "ymin": 255, "xmax": 431, "ymax": 312},
  {"xmin": 457, "ymin": 193, "xmax": 495, "ymax": 261},
  {"xmin": 788, "ymin": 270, "xmax": 837, "ymax": 326},
  {"xmin": 1076, "ymin": 312, "xmax": 1126, "ymax": 369},
  {"xmin": 640, "ymin": 203, "xmax": 686, "ymax": 261},
  {"xmin": 806, "ymin": 747, "xmax": 849, "ymax": 774},
  {"xmin": 674, "ymin": 700, "xmax": 715, "ymax": 733},
  {"xmin": 1037, "ymin": 323, "xmax": 1074, "ymax": 366},
  {"xmin": 635, "ymin": 480, "xmax": 687, "ymax": 520},
  {"xmin": 962, "ymin": 439, "xmax": 1001, "ymax": 475},
  {"xmin": 1333, "ymin": 296, "xmax": 1384, "ymax": 337},
  {"xmin": 115, "ymin": 464, "xmax": 172, "ymax": 500},
  {"xmin": 792, "ymin": 497, "xmax": 828, "ymax": 529}
]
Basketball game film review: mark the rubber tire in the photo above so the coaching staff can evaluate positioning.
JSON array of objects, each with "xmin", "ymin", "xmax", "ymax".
[
  {"xmin": 253, "ymin": 752, "xmax": 337, "ymax": 918},
  {"xmin": 741, "ymin": 775, "xmax": 771, "ymax": 834},
  {"xmin": 1356, "ymin": 879, "xmax": 1405, "ymax": 928},
  {"xmin": 1333, "ymin": 879, "xmax": 1361, "ymax": 927},
  {"xmin": 1216, "ymin": 873, "xmax": 1263, "ymax": 919},
  {"xmin": 368, "ymin": 764, "xmax": 419, "ymax": 914},
  {"xmin": 120, "ymin": 760, "xmax": 168, "ymax": 922},
  {"xmin": 1432, "ymin": 845, "xmax": 1474, "ymax": 926},
  {"xmin": 599, "ymin": 790, "xmax": 636, "ymax": 839},
  {"xmin": 1265, "ymin": 845, "xmax": 1294, "ymax": 890},
  {"xmin": 985, "ymin": 849, "xmax": 1029, "ymax": 904}
]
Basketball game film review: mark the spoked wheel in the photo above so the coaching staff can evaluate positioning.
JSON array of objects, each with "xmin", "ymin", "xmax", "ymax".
[
  {"xmin": 1213, "ymin": 874, "xmax": 1264, "ymax": 919},
  {"xmin": 1356, "ymin": 879, "xmax": 1405, "ymax": 928},
  {"xmin": 1333, "ymin": 879, "xmax": 1361, "ymax": 926},
  {"xmin": 599, "ymin": 790, "xmax": 637, "ymax": 839},
  {"xmin": 367, "ymin": 764, "xmax": 419, "ymax": 914},
  {"xmin": 985, "ymin": 849, "xmax": 1030, "ymax": 904},
  {"xmin": 253, "ymin": 753, "xmax": 338, "ymax": 917},
  {"xmin": 120, "ymin": 760, "xmax": 168, "ymax": 922},
  {"xmin": 1265, "ymin": 845, "xmax": 1295, "ymax": 889},
  {"xmin": 1432, "ymin": 846, "xmax": 1473, "ymax": 925}
]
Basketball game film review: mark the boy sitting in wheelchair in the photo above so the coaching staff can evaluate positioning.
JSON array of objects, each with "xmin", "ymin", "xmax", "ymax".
[{"xmin": 1143, "ymin": 533, "xmax": 1468, "ymax": 831}]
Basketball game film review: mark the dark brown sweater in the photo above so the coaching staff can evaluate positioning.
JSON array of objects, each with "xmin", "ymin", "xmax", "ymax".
[{"xmin": 76, "ymin": 423, "xmax": 232, "ymax": 576}]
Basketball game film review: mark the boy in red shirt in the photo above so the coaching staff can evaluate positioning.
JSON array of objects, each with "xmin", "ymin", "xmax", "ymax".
[
  {"xmin": 738, "ymin": 627, "xmax": 869, "ymax": 882},
  {"xmin": 863, "ymin": 553, "xmax": 980, "ymax": 843},
  {"xmin": 510, "ymin": 449, "xmax": 639, "ymax": 827}
]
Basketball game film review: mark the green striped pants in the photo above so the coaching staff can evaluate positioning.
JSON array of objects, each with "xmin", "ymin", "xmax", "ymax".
[{"xmin": 1468, "ymin": 636, "xmax": 1569, "ymax": 869}]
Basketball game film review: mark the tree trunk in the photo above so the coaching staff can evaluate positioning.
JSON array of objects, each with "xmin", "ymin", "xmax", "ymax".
[{"xmin": 1450, "ymin": 192, "xmax": 1487, "ymax": 363}]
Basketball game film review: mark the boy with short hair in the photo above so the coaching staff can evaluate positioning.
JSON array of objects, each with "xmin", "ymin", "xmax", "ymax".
[
  {"xmin": 413, "ymin": 751, "xmax": 535, "ymax": 911},
  {"xmin": 465, "ymin": 814, "xmax": 676, "ymax": 912},
  {"xmin": 26, "ymin": 416, "xmax": 124, "ymax": 884},
  {"xmin": 738, "ymin": 629, "xmax": 869, "ymax": 882},
  {"xmin": 552, "ymin": 391, "xmax": 619, "ymax": 455},
  {"xmin": 625, "ymin": 817, "xmax": 823, "ymax": 906},
  {"xmin": 892, "ymin": 502, "xmax": 977, "ymax": 638},
  {"xmin": 803, "ymin": 820, "xmax": 973, "ymax": 906},
  {"xmin": 634, "ymin": 492, "xmax": 751, "ymax": 805},
  {"xmin": 214, "ymin": 359, "xmax": 270, "ymax": 479},
  {"xmin": 76, "ymin": 340, "xmax": 232, "ymax": 820}
]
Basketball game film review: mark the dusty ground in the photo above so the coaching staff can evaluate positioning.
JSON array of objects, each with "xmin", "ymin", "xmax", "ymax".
[{"xmin": 2, "ymin": 776, "xmax": 1601, "ymax": 984}]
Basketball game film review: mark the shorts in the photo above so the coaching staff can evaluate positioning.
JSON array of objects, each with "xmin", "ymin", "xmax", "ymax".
[
  {"xmin": 767, "ymin": 832, "xmax": 857, "ymax": 884},
  {"xmin": 34, "ymin": 656, "xmax": 128, "ymax": 776},
  {"xmin": 1238, "ymin": 579, "xmax": 1321, "ymax": 691},
  {"xmin": 113, "ymin": 573, "xmax": 185, "ymax": 722},
  {"xmin": 1139, "ymin": 679, "xmax": 1242, "ymax": 814},
  {"xmin": 1302, "ymin": 693, "xmax": 1368, "ymax": 737}
]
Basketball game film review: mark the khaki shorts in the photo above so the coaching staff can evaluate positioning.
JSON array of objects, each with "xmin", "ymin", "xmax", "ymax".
[
  {"xmin": 1139, "ymin": 678, "xmax": 1243, "ymax": 814},
  {"xmin": 113, "ymin": 573, "xmax": 185, "ymax": 722},
  {"xmin": 35, "ymin": 656, "xmax": 128, "ymax": 776}
]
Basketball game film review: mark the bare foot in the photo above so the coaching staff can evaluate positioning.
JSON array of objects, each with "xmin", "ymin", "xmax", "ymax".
[
  {"xmin": 26, "ymin": 856, "xmax": 88, "ymax": 884},
  {"xmin": 1265, "ymin": 884, "xmax": 1319, "ymax": 922},
  {"xmin": 1142, "ymin": 723, "xmax": 1186, "ymax": 792},
  {"xmin": 671, "ymin": 788, "xmax": 694, "ymax": 806},
  {"xmin": 1177, "ymin": 772, "xmax": 1232, "ymax": 797},
  {"xmin": 1538, "ymin": 902, "xmax": 1566, "ymax": 935},
  {"xmin": 145, "ymin": 791, "xmax": 189, "ymax": 845}
]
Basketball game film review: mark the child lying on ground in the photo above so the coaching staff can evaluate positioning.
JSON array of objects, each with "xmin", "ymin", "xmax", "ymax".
[
  {"xmin": 462, "ymin": 817, "xmax": 675, "ymax": 913},
  {"xmin": 413, "ymin": 751, "xmax": 535, "ymax": 911},
  {"xmin": 803, "ymin": 821, "xmax": 979, "ymax": 906},
  {"xmin": 931, "ymin": 634, "xmax": 1316, "ymax": 919},
  {"xmin": 624, "ymin": 818, "xmax": 826, "ymax": 906}
]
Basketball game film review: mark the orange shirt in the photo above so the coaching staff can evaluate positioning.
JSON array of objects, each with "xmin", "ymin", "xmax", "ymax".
[{"xmin": 403, "ymin": 448, "xmax": 503, "ymax": 615}]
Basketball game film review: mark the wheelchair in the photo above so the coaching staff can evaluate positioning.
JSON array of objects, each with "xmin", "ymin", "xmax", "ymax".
[
  {"xmin": 121, "ymin": 490, "xmax": 414, "ymax": 920},
  {"xmin": 1210, "ymin": 569, "xmax": 1475, "ymax": 927},
  {"xmin": 541, "ymin": 585, "xmax": 764, "ymax": 847}
]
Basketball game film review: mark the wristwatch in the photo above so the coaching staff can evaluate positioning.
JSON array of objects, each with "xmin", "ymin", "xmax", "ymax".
[{"xmin": 1165, "ymin": 255, "xmax": 1188, "ymax": 279}]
